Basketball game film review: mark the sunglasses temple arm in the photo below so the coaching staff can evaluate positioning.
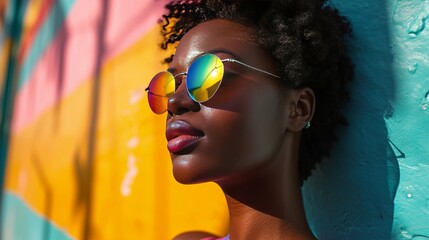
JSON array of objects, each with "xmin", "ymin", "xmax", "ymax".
[{"xmin": 224, "ymin": 59, "xmax": 281, "ymax": 79}]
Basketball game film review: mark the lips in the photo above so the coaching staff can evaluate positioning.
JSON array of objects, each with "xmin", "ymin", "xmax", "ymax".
[{"xmin": 166, "ymin": 120, "xmax": 204, "ymax": 154}]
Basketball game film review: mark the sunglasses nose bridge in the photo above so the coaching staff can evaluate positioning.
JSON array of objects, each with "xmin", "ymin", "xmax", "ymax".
[
  {"xmin": 173, "ymin": 72, "xmax": 187, "ymax": 87},
  {"xmin": 167, "ymin": 76, "xmax": 200, "ymax": 115}
]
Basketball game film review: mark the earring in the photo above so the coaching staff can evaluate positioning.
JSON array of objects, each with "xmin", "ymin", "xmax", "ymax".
[{"xmin": 304, "ymin": 121, "xmax": 311, "ymax": 129}]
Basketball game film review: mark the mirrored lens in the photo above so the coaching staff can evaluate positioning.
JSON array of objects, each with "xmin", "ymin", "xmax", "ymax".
[
  {"xmin": 147, "ymin": 71, "xmax": 175, "ymax": 114},
  {"xmin": 186, "ymin": 54, "xmax": 224, "ymax": 102}
]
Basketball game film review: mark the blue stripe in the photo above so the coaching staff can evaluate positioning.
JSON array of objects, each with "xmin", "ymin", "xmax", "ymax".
[
  {"xmin": 17, "ymin": 0, "xmax": 76, "ymax": 89},
  {"xmin": 1, "ymin": 192, "xmax": 73, "ymax": 240}
]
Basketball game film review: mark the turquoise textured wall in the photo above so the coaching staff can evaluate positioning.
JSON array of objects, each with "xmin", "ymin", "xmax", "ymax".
[
  {"xmin": 303, "ymin": 1, "xmax": 429, "ymax": 239},
  {"xmin": 388, "ymin": 0, "xmax": 429, "ymax": 238}
]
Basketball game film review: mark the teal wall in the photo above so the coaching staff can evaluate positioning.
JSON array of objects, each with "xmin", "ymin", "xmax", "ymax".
[
  {"xmin": 2, "ymin": 193, "xmax": 72, "ymax": 240},
  {"xmin": 303, "ymin": 0, "xmax": 429, "ymax": 239}
]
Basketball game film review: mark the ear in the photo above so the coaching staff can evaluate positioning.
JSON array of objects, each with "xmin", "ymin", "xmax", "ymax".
[{"xmin": 288, "ymin": 87, "xmax": 315, "ymax": 132}]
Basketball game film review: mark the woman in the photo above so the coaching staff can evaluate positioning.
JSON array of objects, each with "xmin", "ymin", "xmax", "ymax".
[{"xmin": 145, "ymin": 0, "xmax": 354, "ymax": 239}]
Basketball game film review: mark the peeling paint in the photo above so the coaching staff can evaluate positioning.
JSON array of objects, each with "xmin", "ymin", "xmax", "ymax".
[
  {"xmin": 420, "ymin": 91, "xmax": 429, "ymax": 110},
  {"xmin": 120, "ymin": 155, "xmax": 139, "ymax": 197},
  {"xmin": 408, "ymin": 16, "xmax": 427, "ymax": 36},
  {"xmin": 408, "ymin": 63, "xmax": 418, "ymax": 74}
]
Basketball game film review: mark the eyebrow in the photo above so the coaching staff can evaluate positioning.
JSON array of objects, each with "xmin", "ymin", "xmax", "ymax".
[
  {"xmin": 206, "ymin": 48, "xmax": 243, "ymax": 61},
  {"xmin": 166, "ymin": 48, "xmax": 243, "ymax": 74}
]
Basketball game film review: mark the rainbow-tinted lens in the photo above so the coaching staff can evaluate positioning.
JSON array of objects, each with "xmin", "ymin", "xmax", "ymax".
[
  {"xmin": 146, "ymin": 54, "xmax": 226, "ymax": 114},
  {"xmin": 147, "ymin": 71, "xmax": 175, "ymax": 114},
  {"xmin": 186, "ymin": 54, "xmax": 224, "ymax": 102}
]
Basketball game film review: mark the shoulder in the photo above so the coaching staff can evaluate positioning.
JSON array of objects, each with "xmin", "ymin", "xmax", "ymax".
[{"xmin": 173, "ymin": 231, "xmax": 222, "ymax": 240}]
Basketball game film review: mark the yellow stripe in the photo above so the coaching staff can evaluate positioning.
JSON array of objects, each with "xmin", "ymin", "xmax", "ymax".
[{"xmin": 21, "ymin": 0, "xmax": 43, "ymax": 43}]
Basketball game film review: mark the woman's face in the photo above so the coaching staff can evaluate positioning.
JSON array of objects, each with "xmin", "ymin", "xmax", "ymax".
[{"xmin": 166, "ymin": 19, "xmax": 293, "ymax": 184}]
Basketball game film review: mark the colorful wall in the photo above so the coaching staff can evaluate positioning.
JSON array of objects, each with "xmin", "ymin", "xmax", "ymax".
[
  {"xmin": 0, "ymin": 0, "xmax": 428, "ymax": 240},
  {"xmin": 0, "ymin": 1, "xmax": 228, "ymax": 239}
]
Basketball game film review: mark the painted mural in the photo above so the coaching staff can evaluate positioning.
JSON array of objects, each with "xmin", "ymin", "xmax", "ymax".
[
  {"xmin": 0, "ymin": 0, "xmax": 228, "ymax": 239},
  {"xmin": 0, "ymin": 0, "xmax": 428, "ymax": 239}
]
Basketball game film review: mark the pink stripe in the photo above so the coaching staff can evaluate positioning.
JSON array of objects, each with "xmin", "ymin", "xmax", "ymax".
[{"xmin": 12, "ymin": 0, "xmax": 169, "ymax": 132}]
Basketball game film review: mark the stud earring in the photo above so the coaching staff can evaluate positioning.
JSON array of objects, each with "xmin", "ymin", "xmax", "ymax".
[{"xmin": 304, "ymin": 121, "xmax": 311, "ymax": 129}]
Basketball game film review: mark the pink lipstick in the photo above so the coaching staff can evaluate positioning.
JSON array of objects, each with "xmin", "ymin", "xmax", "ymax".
[{"xmin": 166, "ymin": 120, "xmax": 203, "ymax": 154}]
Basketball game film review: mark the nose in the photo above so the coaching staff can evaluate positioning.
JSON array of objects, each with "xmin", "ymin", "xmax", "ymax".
[{"xmin": 167, "ymin": 80, "xmax": 200, "ymax": 116}]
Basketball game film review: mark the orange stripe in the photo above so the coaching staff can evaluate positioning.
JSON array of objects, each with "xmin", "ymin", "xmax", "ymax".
[{"xmin": 18, "ymin": 0, "xmax": 55, "ymax": 62}]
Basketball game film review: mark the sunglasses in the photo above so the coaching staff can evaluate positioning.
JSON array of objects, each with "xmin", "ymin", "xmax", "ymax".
[{"xmin": 145, "ymin": 53, "xmax": 280, "ymax": 114}]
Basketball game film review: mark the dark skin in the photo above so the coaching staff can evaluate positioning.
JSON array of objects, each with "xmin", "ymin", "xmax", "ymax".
[{"xmin": 166, "ymin": 19, "xmax": 316, "ymax": 240}]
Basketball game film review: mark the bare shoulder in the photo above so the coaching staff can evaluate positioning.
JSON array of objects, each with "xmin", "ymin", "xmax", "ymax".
[{"xmin": 173, "ymin": 231, "xmax": 221, "ymax": 240}]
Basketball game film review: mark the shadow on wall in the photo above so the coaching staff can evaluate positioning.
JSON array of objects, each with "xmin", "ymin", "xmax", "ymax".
[
  {"xmin": 20, "ymin": 0, "xmax": 108, "ymax": 239},
  {"xmin": 302, "ymin": 0, "xmax": 400, "ymax": 239}
]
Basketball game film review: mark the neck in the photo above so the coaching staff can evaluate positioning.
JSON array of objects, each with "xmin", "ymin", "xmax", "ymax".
[{"xmin": 217, "ymin": 132, "xmax": 315, "ymax": 239}]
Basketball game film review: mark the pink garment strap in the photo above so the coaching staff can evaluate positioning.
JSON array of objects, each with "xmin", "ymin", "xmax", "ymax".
[{"xmin": 200, "ymin": 236, "xmax": 228, "ymax": 240}]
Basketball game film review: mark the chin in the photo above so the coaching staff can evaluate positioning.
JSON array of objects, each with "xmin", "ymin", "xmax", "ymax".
[
  {"xmin": 172, "ymin": 169, "xmax": 207, "ymax": 184},
  {"xmin": 171, "ymin": 157, "xmax": 217, "ymax": 184},
  {"xmin": 171, "ymin": 158, "xmax": 203, "ymax": 184}
]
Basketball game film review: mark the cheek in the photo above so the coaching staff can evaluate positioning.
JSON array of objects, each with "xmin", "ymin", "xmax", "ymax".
[
  {"xmin": 241, "ymin": 86, "xmax": 285, "ymax": 162},
  {"xmin": 206, "ymin": 81, "xmax": 285, "ymax": 171},
  {"xmin": 171, "ymin": 78, "xmax": 287, "ymax": 184}
]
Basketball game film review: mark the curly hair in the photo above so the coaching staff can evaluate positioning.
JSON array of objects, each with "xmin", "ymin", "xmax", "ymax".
[{"xmin": 159, "ymin": 0, "xmax": 354, "ymax": 182}]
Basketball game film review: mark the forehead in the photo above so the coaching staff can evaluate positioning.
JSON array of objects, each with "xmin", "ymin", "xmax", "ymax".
[{"xmin": 171, "ymin": 19, "xmax": 275, "ymax": 70}]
